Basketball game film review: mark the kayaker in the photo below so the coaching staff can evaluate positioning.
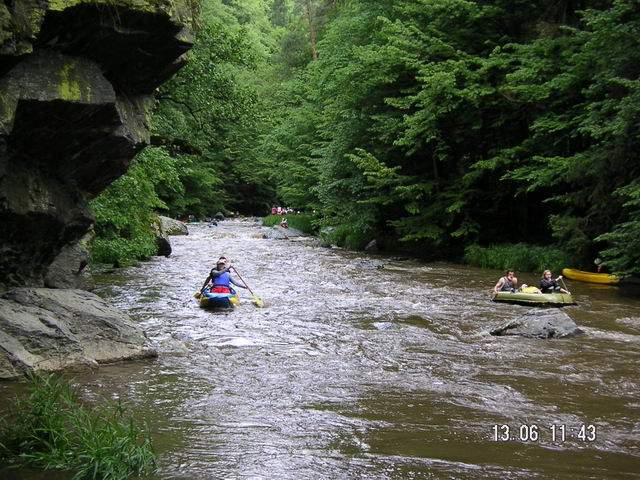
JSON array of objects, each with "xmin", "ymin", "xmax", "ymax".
[
  {"xmin": 200, "ymin": 258, "xmax": 248, "ymax": 294},
  {"xmin": 493, "ymin": 270, "xmax": 519, "ymax": 293},
  {"xmin": 539, "ymin": 270, "xmax": 570, "ymax": 294}
]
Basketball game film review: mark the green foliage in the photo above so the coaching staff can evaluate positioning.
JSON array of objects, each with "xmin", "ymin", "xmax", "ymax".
[
  {"xmin": 0, "ymin": 373, "xmax": 155, "ymax": 480},
  {"xmin": 252, "ymin": 0, "xmax": 640, "ymax": 275},
  {"xmin": 91, "ymin": 0, "xmax": 279, "ymax": 264},
  {"xmin": 323, "ymin": 223, "xmax": 374, "ymax": 250},
  {"xmin": 596, "ymin": 182, "xmax": 640, "ymax": 277},
  {"xmin": 464, "ymin": 244, "xmax": 573, "ymax": 275},
  {"xmin": 499, "ymin": 0, "xmax": 640, "ymax": 274},
  {"xmin": 91, "ymin": 0, "xmax": 640, "ymax": 275},
  {"xmin": 90, "ymin": 147, "xmax": 181, "ymax": 266},
  {"xmin": 152, "ymin": 0, "xmax": 279, "ymax": 216},
  {"xmin": 262, "ymin": 213, "xmax": 315, "ymax": 234}
]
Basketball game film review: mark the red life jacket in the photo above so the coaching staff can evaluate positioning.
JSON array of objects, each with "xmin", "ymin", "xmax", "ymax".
[{"xmin": 211, "ymin": 285, "xmax": 231, "ymax": 294}]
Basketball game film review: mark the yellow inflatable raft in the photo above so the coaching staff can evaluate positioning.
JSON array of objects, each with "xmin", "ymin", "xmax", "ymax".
[{"xmin": 562, "ymin": 268, "xmax": 619, "ymax": 285}]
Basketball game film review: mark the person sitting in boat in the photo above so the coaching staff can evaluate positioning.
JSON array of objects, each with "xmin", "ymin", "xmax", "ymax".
[
  {"xmin": 493, "ymin": 270, "xmax": 518, "ymax": 293},
  {"xmin": 200, "ymin": 258, "xmax": 248, "ymax": 294},
  {"xmin": 280, "ymin": 217, "xmax": 289, "ymax": 229},
  {"xmin": 539, "ymin": 270, "xmax": 570, "ymax": 294}
]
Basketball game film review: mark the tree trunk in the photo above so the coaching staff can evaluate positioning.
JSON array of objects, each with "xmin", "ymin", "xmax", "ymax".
[{"xmin": 304, "ymin": 0, "xmax": 318, "ymax": 61}]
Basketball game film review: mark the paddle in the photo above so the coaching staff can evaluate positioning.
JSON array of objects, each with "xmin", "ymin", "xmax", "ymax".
[
  {"xmin": 559, "ymin": 276, "xmax": 571, "ymax": 295},
  {"xmin": 231, "ymin": 267, "xmax": 264, "ymax": 307}
]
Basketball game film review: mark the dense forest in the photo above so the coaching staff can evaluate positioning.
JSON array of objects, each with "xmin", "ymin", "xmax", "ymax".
[{"xmin": 91, "ymin": 0, "xmax": 640, "ymax": 277}]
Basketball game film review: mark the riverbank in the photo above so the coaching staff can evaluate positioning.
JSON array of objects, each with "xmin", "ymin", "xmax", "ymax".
[{"xmin": 261, "ymin": 215, "xmax": 593, "ymax": 278}]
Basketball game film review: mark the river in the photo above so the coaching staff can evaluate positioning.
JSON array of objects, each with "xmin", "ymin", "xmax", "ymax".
[{"xmin": 3, "ymin": 219, "xmax": 640, "ymax": 479}]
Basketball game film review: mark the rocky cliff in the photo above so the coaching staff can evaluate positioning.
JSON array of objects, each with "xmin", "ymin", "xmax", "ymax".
[
  {"xmin": 0, "ymin": 0, "xmax": 194, "ymax": 377},
  {"xmin": 0, "ymin": 0, "xmax": 195, "ymax": 290}
]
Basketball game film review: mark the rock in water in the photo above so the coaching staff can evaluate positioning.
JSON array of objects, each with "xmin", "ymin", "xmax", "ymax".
[
  {"xmin": 261, "ymin": 226, "xmax": 304, "ymax": 240},
  {"xmin": 44, "ymin": 231, "xmax": 94, "ymax": 289},
  {"xmin": 151, "ymin": 215, "xmax": 188, "ymax": 256},
  {"xmin": 151, "ymin": 216, "xmax": 172, "ymax": 257},
  {"xmin": 0, "ymin": 288, "xmax": 157, "ymax": 379},
  {"xmin": 490, "ymin": 308, "xmax": 582, "ymax": 339},
  {"xmin": 155, "ymin": 235, "xmax": 172, "ymax": 257},
  {"xmin": 364, "ymin": 239, "xmax": 378, "ymax": 252},
  {"xmin": 159, "ymin": 216, "xmax": 189, "ymax": 236}
]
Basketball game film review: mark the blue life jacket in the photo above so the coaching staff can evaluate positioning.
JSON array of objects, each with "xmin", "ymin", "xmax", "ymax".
[{"xmin": 213, "ymin": 271, "xmax": 231, "ymax": 287}]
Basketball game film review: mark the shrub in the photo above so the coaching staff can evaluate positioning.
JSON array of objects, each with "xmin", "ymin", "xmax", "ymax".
[
  {"xmin": 90, "ymin": 235, "xmax": 157, "ymax": 267},
  {"xmin": 464, "ymin": 243, "xmax": 573, "ymax": 274},
  {"xmin": 90, "ymin": 147, "xmax": 181, "ymax": 266},
  {"xmin": 0, "ymin": 373, "xmax": 155, "ymax": 480},
  {"xmin": 320, "ymin": 223, "xmax": 372, "ymax": 250},
  {"xmin": 262, "ymin": 214, "xmax": 316, "ymax": 234}
]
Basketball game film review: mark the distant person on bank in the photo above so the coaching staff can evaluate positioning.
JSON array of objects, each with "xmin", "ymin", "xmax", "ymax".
[
  {"xmin": 539, "ymin": 270, "xmax": 570, "ymax": 294},
  {"xmin": 594, "ymin": 257, "xmax": 604, "ymax": 273},
  {"xmin": 493, "ymin": 270, "xmax": 519, "ymax": 294}
]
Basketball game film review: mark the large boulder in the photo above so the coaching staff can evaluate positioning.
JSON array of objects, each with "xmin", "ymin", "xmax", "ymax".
[
  {"xmin": 151, "ymin": 217, "xmax": 172, "ymax": 257},
  {"xmin": 261, "ymin": 226, "xmax": 304, "ymax": 240},
  {"xmin": 0, "ymin": 288, "xmax": 156, "ymax": 379},
  {"xmin": 490, "ymin": 308, "xmax": 582, "ymax": 339},
  {"xmin": 0, "ymin": 0, "xmax": 194, "ymax": 290},
  {"xmin": 44, "ymin": 230, "xmax": 93, "ymax": 289},
  {"xmin": 159, "ymin": 215, "xmax": 188, "ymax": 235}
]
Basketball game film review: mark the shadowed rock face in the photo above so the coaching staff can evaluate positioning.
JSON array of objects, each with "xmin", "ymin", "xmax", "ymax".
[{"xmin": 0, "ymin": 0, "xmax": 194, "ymax": 289}]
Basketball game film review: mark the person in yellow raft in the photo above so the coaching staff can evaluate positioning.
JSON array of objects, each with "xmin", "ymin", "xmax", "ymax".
[
  {"xmin": 493, "ymin": 270, "xmax": 519, "ymax": 293},
  {"xmin": 539, "ymin": 270, "xmax": 570, "ymax": 294}
]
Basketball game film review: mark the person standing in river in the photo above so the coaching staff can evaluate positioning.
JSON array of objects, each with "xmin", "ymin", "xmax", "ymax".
[{"xmin": 493, "ymin": 270, "xmax": 519, "ymax": 294}]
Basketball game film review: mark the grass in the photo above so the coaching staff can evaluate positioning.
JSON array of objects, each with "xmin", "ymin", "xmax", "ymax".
[
  {"xmin": 464, "ymin": 243, "xmax": 573, "ymax": 274},
  {"xmin": 262, "ymin": 214, "xmax": 315, "ymax": 234},
  {"xmin": 0, "ymin": 373, "xmax": 155, "ymax": 480}
]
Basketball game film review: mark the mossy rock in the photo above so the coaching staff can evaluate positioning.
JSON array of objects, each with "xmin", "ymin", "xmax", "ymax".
[{"xmin": 47, "ymin": 0, "xmax": 197, "ymax": 26}]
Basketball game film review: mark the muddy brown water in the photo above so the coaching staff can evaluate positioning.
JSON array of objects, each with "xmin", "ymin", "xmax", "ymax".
[{"xmin": 2, "ymin": 219, "xmax": 640, "ymax": 479}]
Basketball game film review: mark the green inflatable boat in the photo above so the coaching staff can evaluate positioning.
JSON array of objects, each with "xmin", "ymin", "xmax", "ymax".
[{"xmin": 492, "ymin": 291, "xmax": 576, "ymax": 306}]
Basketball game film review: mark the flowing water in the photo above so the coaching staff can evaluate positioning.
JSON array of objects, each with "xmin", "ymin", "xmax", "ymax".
[{"xmin": 3, "ymin": 219, "xmax": 640, "ymax": 479}]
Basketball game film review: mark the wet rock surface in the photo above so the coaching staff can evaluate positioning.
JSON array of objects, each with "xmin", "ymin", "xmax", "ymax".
[
  {"xmin": 261, "ymin": 226, "xmax": 305, "ymax": 240},
  {"xmin": 159, "ymin": 215, "xmax": 189, "ymax": 236},
  {"xmin": 44, "ymin": 230, "xmax": 93, "ymax": 289},
  {"xmin": 0, "ymin": 288, "xmax": 156, "ymax": 379},
  {"xmin": 491, "ymin": 308, "xmax": 583, "ymax": 339}
]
